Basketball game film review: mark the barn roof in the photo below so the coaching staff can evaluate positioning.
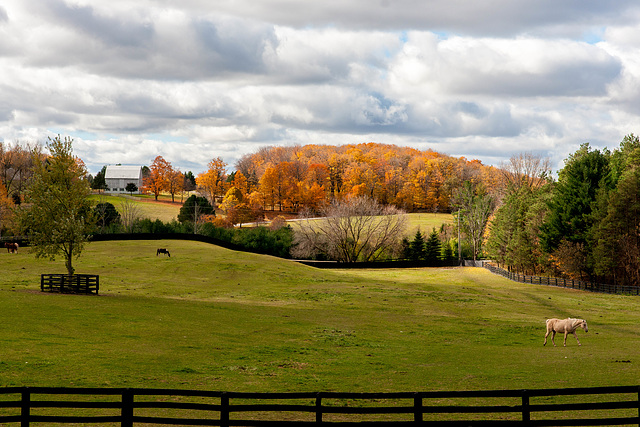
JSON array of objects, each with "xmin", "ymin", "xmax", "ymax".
[{"xmin": 104, "ymin": 165, "xmax": 142, "ymax": 179}]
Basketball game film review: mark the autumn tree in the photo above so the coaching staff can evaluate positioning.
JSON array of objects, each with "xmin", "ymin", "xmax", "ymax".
[
  {"xmin": 143, "ymin": 156, "xmax": 171, "ymax": 200},
  {"xmin": 197, "ymin": 157, "xmax": 227, "ymax": 206},
  {"xmin": 20, "ymin": 136, "xmax": 94, "ymax": 276},
  {"xmin": 0, "ymin": 178, "xmax": 14, "ymax": 237},
  {"xmin": 166, "ymin": 166, "xmax": 184, "ymax": 203},
  {"xmin": 293, "ymin": 196, "xmax": 407, "ymax": 262},
  {"xmin": 0, "ymin": 140, "xmax": 41, "ymax": 203},
  {"xmin": 259, "ymin": 165, "xmax": 279, "ymax": 211}
]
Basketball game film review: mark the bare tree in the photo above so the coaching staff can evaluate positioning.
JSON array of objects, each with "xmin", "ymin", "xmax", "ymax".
[
  {"xmin": 119, "ymin": 198, "xmax": 141, "ymax": 233},
  {"xmin": 293, "ymin": 196, "xmax": 407, "ymax": 262},
  {"xmin": 499, "ymin": 152, "xmax": 551, "ymax": 193}
]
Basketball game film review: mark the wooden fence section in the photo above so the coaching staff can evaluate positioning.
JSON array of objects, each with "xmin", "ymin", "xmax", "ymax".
[
  {"xmin": 0, "ymin": 386, "xmax": 639, "ymax": 425},
  {"xmin": 40, "ymin": 274, "xmax": 99, "ymax": 295},
  {"xmin": 484, "ymin": 264, "xmax": 640, "ymax": 296}
]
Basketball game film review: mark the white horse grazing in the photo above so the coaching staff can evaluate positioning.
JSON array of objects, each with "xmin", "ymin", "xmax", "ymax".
[{"xmin": 544, "ymin": 318, "xmax": 588, "ymax": 347}]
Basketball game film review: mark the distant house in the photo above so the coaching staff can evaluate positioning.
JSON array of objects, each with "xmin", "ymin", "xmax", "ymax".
[{"xmin": 104, "ymin": 165, "xmax": 143, "ymax": 194}]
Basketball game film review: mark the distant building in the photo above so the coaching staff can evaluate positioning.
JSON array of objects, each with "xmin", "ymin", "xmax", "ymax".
[{"xmin": 104, "ymin": 165, "xmax": 143, "ymax": 194}]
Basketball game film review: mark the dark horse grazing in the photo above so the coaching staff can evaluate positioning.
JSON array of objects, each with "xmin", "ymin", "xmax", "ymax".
[
  {"xmin": 4, "ymin": 242, "xmax": 18, "ymax": 253},
  {"xmin": 156, "ymin": 248, "xmax": 170, "ymax": 257}
]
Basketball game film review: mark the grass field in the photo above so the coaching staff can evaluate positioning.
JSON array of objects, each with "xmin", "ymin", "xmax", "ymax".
[
  {"xmin": 90, "ymin": 194, "xmax": 182, "ymax": 222},
  {"xmin": 2, "ymin": 239, "xmax": 639, "ymax": 395},
  {"xmin": 88, "ymin": 194, "xmax": 452, "ymax": 241}
]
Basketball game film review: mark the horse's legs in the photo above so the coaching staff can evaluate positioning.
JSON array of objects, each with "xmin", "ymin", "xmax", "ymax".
[
  {"xmin": 573, "ymin": 331, "xmax": 581, "ymax": 346},
  {"xmin": 544, "ymin": 329, "xmax": 551, "ymax": 346}
]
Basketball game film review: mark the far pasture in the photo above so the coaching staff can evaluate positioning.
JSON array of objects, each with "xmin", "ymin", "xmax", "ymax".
[
  {"xmin": 1, "ymin": 239, "xmax": 639, "ymax": 394},
  {"xmin": 90, "ymin": 194, "xmax": 181, "ymax": 222}
]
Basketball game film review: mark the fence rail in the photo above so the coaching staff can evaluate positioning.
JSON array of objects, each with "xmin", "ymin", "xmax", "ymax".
[
  {"xmin": 484, "ymin": 264, "xmax": 640, "ymax": 295},
  {"xmin": 1, "ymin": 386, "xmax": 640, "ymax": 425},
  {"xmin": 40, "ymin": 274, "xmax": 99, "ymax": 295}
]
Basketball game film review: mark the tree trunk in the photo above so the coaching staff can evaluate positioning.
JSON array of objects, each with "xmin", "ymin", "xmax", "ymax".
[{"xmin": 66, "ymin": 243, "xmax": 75, "ymax": 276}]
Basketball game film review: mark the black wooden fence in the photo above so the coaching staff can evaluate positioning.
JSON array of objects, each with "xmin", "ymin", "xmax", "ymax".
[
  {"xmin": 40, "ymin": 274, "xmax": 99, "ymax": 295},
  {"xmin": 484, "ymin": 263, "xmax": 640, "ymax": 296},
  {"xmin": 1, "ymin": 386, "xmax": 640, "ymax": 426}
]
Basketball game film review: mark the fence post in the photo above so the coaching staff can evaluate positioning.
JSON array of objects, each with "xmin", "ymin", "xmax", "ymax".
[
  {"xmin": 121, "ymin": 389, "xmax": 133, "ymax": 427},
  {"xmin": 521, "ymin": 390, "xmax": 530, "ymax": 425},
  {"xmin": 414, "ymin": 393, "xmax": 423, "ymax": 423},
  {"xmin": 21, "ymin": 388, "xmax": 30, "ymax": 427},
  {"xmin": 636, "ymin": 386, "xmax": 640, "ymax": 426},
  {"xmin": 220, "ymin": 392, "xmax": 229, "ymax": 427},
  {"xmin": 316, "ymin": 393, "xmax": 322, "ymax": 423}
]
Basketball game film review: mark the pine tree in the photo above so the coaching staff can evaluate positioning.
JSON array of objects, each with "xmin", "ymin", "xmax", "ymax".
[
  {"xmin": 424, "ymin": 227, "xmax": 442, "ymax": 263},
  {"xmin": 409, "ymin": 230, "xmax": 426, "ymax": 261}
]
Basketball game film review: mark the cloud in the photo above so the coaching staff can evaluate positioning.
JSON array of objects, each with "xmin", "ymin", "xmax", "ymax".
[
  {"xmin": 181, "ymin": 0, "xmax": 640, "ymax": 37},
  {"xmin": 0, "ymin": 0, "xmax": 639, "ymax": 176}
]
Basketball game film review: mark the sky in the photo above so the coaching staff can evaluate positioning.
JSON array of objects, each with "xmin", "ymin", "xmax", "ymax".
[{"xmin": 1, "ymin": 0, "xmax": 640, "ymax": 175}]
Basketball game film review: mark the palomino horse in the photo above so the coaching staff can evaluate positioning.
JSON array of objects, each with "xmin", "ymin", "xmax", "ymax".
[
  {"xmin": 156, "ymin": 248, "xmax": 170, "ymax": 257},
  {"xmin": 544, "ymin": 318, "xmax": 588, "ymax": 347},
  {"xmin": 4, "ymin": 242, "xmax": 18, "ymax": 253}
]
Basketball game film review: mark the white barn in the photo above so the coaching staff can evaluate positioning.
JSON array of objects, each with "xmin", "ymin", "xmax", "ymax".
[{"xmin": 104, "ymin": 165, "xmax": 143, "ymax": 194}]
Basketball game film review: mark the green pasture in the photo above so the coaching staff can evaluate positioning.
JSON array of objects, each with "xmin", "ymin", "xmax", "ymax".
[
  {"xmin": 90, "ymin": 194, "xmax": 181, "ymax": 222},
  {"xmin": 405, "ymin": 212, "xmax": 454, "ymax": 236},
  {"xmin": 288, "ymin": 212, "xmax": 454, "ymax": 239},
  {"xmin": 1, "ymin": 240, "xmax": 639, "ymax": 394}
]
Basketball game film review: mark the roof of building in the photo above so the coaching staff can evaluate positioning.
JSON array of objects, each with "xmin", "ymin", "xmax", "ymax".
[{"xmin": 104, "ymin": 165, "xmax": 142, "ymax": 180}]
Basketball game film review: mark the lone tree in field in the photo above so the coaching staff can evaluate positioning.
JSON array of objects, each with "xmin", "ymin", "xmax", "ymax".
[
  {"xmin": 293, "ymin": 196, "xmax": 407, "ymax": 262},
  {"xmin": 125, "ymin": 182, "xmax": 138, "ymax": 195},
  {"xmin": 21, "ymin": 136, "xmax": 94, "ymax": 276},
  {"xmin": 453, "ymin": 181, "xmax": 494, "ymax": 261}
]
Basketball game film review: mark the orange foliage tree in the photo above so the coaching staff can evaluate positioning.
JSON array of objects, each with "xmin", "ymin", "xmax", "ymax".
[
  {"xmin": 143, "ymin": 156, "xmax": 171, "ymax": 201},
  {"xmin": 234, "ymin": 143, "xmax": 500, "ymax": 214}
]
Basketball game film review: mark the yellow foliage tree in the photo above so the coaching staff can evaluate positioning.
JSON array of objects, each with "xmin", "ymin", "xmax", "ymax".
[
  {"xmin": 197, "ymin": 157, "xmax": 227, "ymax": 206},
  {"xmin": 0, "ymin": 178, "xmax": 15, "ymax": 236}
]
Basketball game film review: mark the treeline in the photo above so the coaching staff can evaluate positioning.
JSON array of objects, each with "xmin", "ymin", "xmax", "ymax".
[
  {"xmin": 92, "ymin": 208, "xmax": 294, "ymax": 259},
  {"xmin": 135, "ymin": 143, "xmax": 502, "ymax": 227},
  {"xmin": 486, "ymin": 134, "xmax": 640, "ymax": 287},
  {"xmin": 233, "ymin": 143, "xmax": 500, "ymax": 213}
]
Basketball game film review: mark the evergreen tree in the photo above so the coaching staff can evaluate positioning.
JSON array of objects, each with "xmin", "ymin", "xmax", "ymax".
[
  {"xmin": 125, "ymin": 182, "xmax": 138, "ymax": 194},
  {"xmin": 91, "ymin": 169, "xmax": 107, "ymax": 191},
  {"xmin": 540, "ymin": 143, "xmax": 611, "ymax": 277},
  {"xmin": 440, "ymin": 240, "xmax": 455, "ymax": 261},
  {"xmin": 94, "ymin": 202, "xmax": 121, "ymax": 229},
  {"xmin": 592, "ymin": 147, "xmax": 640, "ymax": 286},
  {"xmin": 400, "ymin": 237, "xmax": 411, "ymax": 260},
  {"xmin": 424, "ymin": 227, "xmax": 441, "ymax": 263},
  {"xmin": 409, "ymin": 230, "xmax": 426, "ymax": 261},
  {"xmin": 178, "ymin": 195, "xmax": 214, "ymax": 223}
]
